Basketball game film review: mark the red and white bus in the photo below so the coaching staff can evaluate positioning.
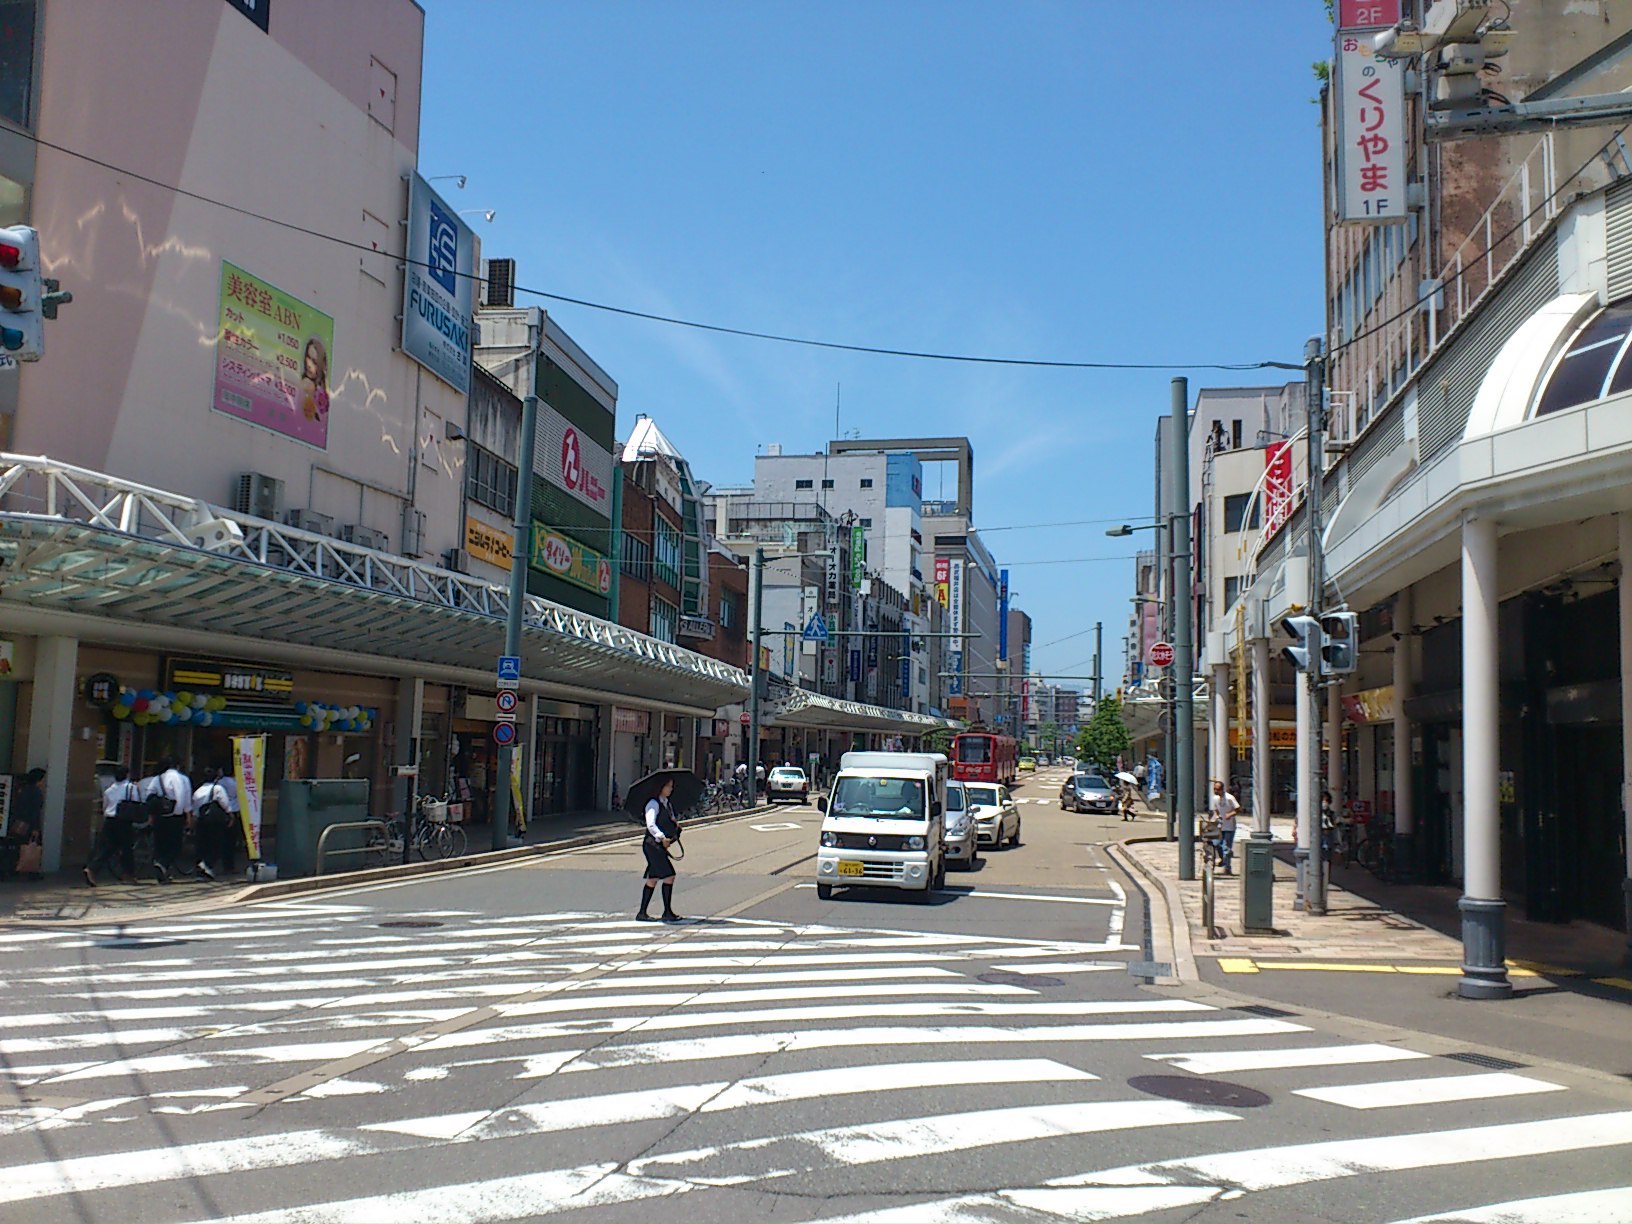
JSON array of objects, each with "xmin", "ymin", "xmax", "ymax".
[{"xmin": 951, "ymin": 732, "xmax": 1019, "ymax": 786}]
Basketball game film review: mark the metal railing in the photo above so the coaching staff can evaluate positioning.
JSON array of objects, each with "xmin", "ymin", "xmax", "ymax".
[
  {"xmin": 315, "ymin": 819, "xmax": 389, "ymax": 876},
  {"xmin": 0, "ymin": 453, "xmax": 749, "ymax": 687}
]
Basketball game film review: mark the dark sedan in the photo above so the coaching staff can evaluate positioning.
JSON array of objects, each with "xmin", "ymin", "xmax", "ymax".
[{"xmin": 1060, "ymin": 772, "xmax": 1117, "ymax": 814}]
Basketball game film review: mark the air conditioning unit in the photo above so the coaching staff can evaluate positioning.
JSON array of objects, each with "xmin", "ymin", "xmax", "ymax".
[
  {"xmin": 442, "ymin": 548, "xmax": 469, "ymax": 573},
  {"xmin": 401, "ymin": 507, "xmax": 426, "ymax": 557},
  {"xmin": 233, "ymin": 472, "xmax": 284, "ymax": 521},
  {"xmin": 340, "ymin": 524, "xmax": 389, "ymax": 552},
  {"xmin": 284, "ymin": 508, "xmax": 334, "ymax": 536}
]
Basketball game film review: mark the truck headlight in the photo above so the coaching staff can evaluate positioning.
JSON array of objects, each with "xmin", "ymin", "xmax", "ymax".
[
  {"xmin": 820, "ymin": 831, "xmax": 837, "ymax": 847},
  {"xmin": 906, "ymin": 835, "xmax": 925, "ymax": 850}
]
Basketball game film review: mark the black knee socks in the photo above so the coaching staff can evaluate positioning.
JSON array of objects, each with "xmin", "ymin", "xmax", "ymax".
[
  {"xmin": 661, "ymin": 881, "xmax": 675, "ymax": 917},
  {"xmin": 639, "ymin": 882, "xmax": 656, "ymax": 917}
]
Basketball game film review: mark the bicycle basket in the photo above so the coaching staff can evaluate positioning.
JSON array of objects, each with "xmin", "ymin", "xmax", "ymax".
[{"xmin": 421, "ymin": 799, "xmax": 450, "ymax": 824}]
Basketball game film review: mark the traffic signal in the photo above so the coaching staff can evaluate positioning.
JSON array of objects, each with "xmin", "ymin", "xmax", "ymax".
[
  {"xmin": 1320, "ymin": 611, "xmax": 1358, "ymax": 675},
  {"xmin": 1281, "ymin": 614, "xmax": 1322, "ymax": 673},
  {"xmin": 0, "ymin": 225, "xmax": 43, "ymax": 360}
]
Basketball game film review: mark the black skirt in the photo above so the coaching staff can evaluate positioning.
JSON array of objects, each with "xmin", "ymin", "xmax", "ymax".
[{"xmin": 642, "ymin": 835, "xmax": 675, "ymax": 878}]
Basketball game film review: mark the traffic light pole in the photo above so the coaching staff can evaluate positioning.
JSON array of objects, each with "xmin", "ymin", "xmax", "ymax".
[
  {"xmin": 747, "ymin": 546, "xmax": 764, "ymax": 804},
  {"xmin": 1171, "ymin": 377, "xmax": 1196, "ymax": 883},
  {"xmin": 491, "ymin": 392, "xmax": 538, "ymax": 853},
  {"xmin": 1304, "ymin": 338, "xmax": 1328, "ymax": 916}
]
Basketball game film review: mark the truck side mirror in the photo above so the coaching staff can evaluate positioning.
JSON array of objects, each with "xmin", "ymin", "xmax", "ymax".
[
  {"xmin": 931, "ymin": 801, "xmax": 942, "ymax": 817},
  {"xmin": 816, "ymin": 795, "xmax": 828, "ymax": 813}
]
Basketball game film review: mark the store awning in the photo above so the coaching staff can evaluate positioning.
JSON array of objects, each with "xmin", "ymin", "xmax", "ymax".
[
  {"xmin": 0, "ymin": 455, "xmax": 749, "ymax": 716},
  {"xmin": 765, "ymin": 682, "xmax": 954, "ymax": 735}
]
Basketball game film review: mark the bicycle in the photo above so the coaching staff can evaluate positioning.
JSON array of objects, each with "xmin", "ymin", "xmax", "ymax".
[{"xmin": 364, "ymin": 797, "xmax": 468, "ymax": 866}]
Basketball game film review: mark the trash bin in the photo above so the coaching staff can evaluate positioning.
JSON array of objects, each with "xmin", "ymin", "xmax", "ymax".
[
  {"xmin": 1242, "ymin": 837, "xmax": 1276, "ymax": 933},
  {"xmin": 276, "ymin": 779, "xmax": 371, "ymax": 877}
]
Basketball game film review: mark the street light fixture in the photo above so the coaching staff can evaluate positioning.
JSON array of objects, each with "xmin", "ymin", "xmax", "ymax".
[
  {"xmin": 747, "ymin": 547, "xmax": 834, "ymax": 806},
  {"xmin": 459, "ymin": 209, "xmax": 497, "ymax": 223}
]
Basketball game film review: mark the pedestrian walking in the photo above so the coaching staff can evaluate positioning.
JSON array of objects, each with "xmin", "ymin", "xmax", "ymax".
[
  {"xmin": 636, "ymin": 778, "xmax": 684, "ymax": 924},
  {"xmin": 8, "ymin": 767, "xmax": 47, "ymax": 878},
  {"xmin": 86, "ymin": 767, "xmax": 143, "ymax": 885},
  {"xmin": 191, "ymin": 769, "xmax": 235, "ymax": 881},
  {"xmin": 1210, "ymin": 779, "xmax": 1240, "ymax": 874},
  {"xmin": 148, "ymin": 755, "xmax": 193, "ymax": 884}
]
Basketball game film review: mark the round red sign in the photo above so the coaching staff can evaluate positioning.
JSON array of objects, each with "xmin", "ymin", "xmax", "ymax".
[
  {"xmin": 1148, "ymin": 641, "xmax": 1175, "ymax": 668},
  {"xmin": 739, "ymin": 712, "xmax": 751, "ymax": 725}
]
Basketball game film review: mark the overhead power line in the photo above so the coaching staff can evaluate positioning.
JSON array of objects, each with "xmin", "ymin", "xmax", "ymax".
[{"xmin": 25, "ymin": 131, "xmax": 1294, "ymax": 373}]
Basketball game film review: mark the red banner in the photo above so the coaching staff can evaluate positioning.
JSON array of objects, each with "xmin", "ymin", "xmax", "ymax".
[
  {"xmin": 1338, "ymin": 0, "xmax": 1399, "ymax": 29},
  {"xmin": 1264, "ymin": 441, "xmax": 1294, "ymax": 540}
]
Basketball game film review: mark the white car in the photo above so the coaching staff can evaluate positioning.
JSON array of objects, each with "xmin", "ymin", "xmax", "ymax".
[
  {"xmin": 965, "ymin": 782, "xmax": 1021, "ymax": 849},
  {"xmin": 942, "ymin": 781, "xmax": 980, "ymax": 869},
  {"xmin": 766, "ymin": 766, "xmax": 809, "ymax": 803}
]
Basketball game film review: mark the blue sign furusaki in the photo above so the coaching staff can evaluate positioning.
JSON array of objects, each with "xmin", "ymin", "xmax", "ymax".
[{"xmin": 401, "ymin": 175, "xmax": 476, "ymax": 394}]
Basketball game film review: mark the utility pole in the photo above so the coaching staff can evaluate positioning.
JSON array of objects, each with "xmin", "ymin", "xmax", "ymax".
[
  {"xmin": 747, "ymin": 546, "xmax": 765, "ymax": 805},
  {"xmin": 491, "ymin": 392, "xmax": 538, "ymax": 853},
  {"xmin": 1171, "ymin": 377, "xmax": 1196, "ymax": 882},
  {"xmin": 1305, "ymin": 337, "xmax": 1328, "ymax": 915},
  {"xmin": 1092, "ymin": 621, "xmax": 1102, "ymax": 705}
]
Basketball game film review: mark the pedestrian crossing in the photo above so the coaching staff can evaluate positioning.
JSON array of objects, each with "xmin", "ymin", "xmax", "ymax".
[{"xmin": 1, "ymin": 903, "xmax": 1629, "ymax": 1222}]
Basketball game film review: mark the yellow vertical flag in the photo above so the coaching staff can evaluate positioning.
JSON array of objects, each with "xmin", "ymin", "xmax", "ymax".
[
  {"xmin": 233, "ymin": 734, "xmax": 267, "ymax": 861},
  {"xmin": 511, "ymin": 744, "xmax": 526, "ymax": 834}
]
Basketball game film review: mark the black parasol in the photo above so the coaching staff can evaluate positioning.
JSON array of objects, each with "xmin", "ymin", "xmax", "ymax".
[{"xmin": 623, "ymin": 769, "xmax": 706, "ymax": 820}]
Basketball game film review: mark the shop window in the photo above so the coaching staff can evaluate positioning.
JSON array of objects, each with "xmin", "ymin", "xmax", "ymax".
[{"xmin": 1537, "ymin": 299, "xmax": 1632, "ymax": 416}]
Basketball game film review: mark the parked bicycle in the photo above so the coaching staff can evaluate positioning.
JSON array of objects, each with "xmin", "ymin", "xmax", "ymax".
[{"xmin": 365, "ymin": 795, "xmax": 468, "ymax": 867}]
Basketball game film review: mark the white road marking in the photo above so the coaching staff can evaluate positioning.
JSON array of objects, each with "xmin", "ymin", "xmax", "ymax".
[
  {"xmin": 696, "ymin": 1058, "xmax": 1094, "ymax": 1112},
  {"xmin": 1148, "ymin": 1042, "xmax": 1430, "ymax": 1076},
  {"xmin": 791, "ymin": 882, "xmax": 1125, "ymax": 906},
  {"xmin": 750, "ymin": 821, "xmax": 802, "ymax": 831},
  {"xmin": 1395, "ymin": 1187, "xmax": 1632, "ymax": 1223},
  {"xmin": 628, "ymin": 1098, "xmax": 1235, "ymax": 1179},
  {"xmin": 989, "ymin": 961, "xmax": 1125, "ymax": 974},
  {"xmin": 1294, "ymin": 1071, "xmax": 1567, "ymax": 1110},
  {"xmin": 491, "ymin": 981, "xmax": 1033, "ymax": 1021}
]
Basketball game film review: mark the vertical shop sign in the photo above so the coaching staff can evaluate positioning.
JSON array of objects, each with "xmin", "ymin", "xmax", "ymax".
[
  {"xmin": 850, "ymin": 523, "xmax": 865, "ymax": 589},
  {"xmin": 933, "ymin": 557, "xmax": 950, "ymax": 608},
  {"xmin": 1335, "ymin": 19, "xmax": 1407, "ymax": 224},
  {"xmin": 401, "ymin": 175, "xmax": 475, "ymax": 393},
  {"xmin": 1264, "ymin": 440, "xmax": 1295, "ymax": 538},
  {"xmin": 999, "ymin": 569, "xmax": 1010, "ymax": 662},
  {"xmin": 233, "ymin": 735, "xmax": 266, "ymax": 861}
]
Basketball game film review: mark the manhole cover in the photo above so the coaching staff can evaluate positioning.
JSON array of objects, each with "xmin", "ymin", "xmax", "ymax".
[
  {"xmin": 1128, "ymin": 1075, "xmax": 1271, "ymax": 1108},
  {"xmin": 378, "ymin": 920, "xmax": 444, "ymax": 929},
  {"xmin": 1443, "ymin": 1051, "xmax": 1525, "ymax": 1071},
  {"xmin": 977, "ymin": 971, "xmax": 1064, "ymax": 989}
]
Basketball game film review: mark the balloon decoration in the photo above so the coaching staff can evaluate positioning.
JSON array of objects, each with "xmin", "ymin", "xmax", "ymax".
[{"xmin": 109, "ymin": 688, "xmax": 371, "ymax": 733}]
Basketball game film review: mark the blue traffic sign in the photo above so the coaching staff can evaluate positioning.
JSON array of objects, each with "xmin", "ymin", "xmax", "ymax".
[
  {"xmin": 497, "ymin": 655, "xmax": 522, "ymax": 682},
  {"xmin": 492, "ymin": 721, "xmax": 517, "ymax": 747},
  {"xmin": 801, "ymin": 612, "xmax": 829, "ymax": 643}
]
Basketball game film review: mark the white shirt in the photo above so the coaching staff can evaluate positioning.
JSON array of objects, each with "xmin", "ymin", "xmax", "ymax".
[
  {"xmin": 103, "ymin": 780, "xmax": 139, "ymax": 817},
  {"xmin": 193, "ymin": 781, "xmax": 235, "ymax": 812},
  {"xmin": 218, "ymin": 775, "xmax": 239, "ymax": 807},
  {"xmin": 644, "ymin": 798, "xmax": 667, "ymax": 841},
  {"xmin": 159, "ymin": 768, "xmax": 194, "ymax": 815},
  {"xmin": 1211, "ymin": 790, "xmax": 1240, "ymax": 829}
]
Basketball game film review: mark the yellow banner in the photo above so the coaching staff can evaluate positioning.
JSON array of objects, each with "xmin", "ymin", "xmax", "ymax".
[
  {"xmin": 511, "ymin": 744, "xmax": 526, "ymax": 834},
  {"xmin": 232, "ymin": 734, "xmax": 266, "ymax": 860}
]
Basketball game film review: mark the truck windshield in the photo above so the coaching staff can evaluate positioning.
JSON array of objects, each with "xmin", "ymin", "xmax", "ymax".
[{"xmin": 830, "ymin": 776, "xmax": 927, "ymax": 819}]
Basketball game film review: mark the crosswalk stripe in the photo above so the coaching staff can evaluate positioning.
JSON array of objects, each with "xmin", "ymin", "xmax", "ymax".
[
  {"xmin": 1044, "ymin": 1109, "xmax": 1632, "ymax": 1193},
  {"xmin": 366, "ymin": 1082, "xmax": 727, "ymax": 1140},
  {"xmin": 695, "ymin": 1058, "xmax": 1096, "ymax": 1112},
  {"xmin": 1147, "ymin": 1042, "xmax": 1430, "ymax": 1075},
  {"xmin": 494, "ymin": 980, "xmax": 1031, "ymax": 1017},
  {"xmin": 629, "ymin": 1098, "xmax": 1234, "ymax": 1179},
  {"xmin": 1293, "ymin": 1071, "xmax": 1567, "ymax": 1110},
  {"xmin": 1394, "ymin": 1186, "xmax": 1632, "ymax": 1222}
]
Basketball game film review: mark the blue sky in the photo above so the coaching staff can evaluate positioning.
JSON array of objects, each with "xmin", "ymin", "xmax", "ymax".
[{"xmin": 419, "ymin": 1, "xmax": 1333, "ymax": 690}]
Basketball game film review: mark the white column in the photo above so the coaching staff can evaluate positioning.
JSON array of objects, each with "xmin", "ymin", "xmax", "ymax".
[
  {"xmin": 27, "ymin": 636, "xmax": 78, "ymax": 873},
  {"xmin": 1620, "ymin": 516, "xmax": 1632, "ymax": 958},
  {"xmin": 1210, "ymin": 662, "xmax": 1230, "ymax": 791},
  {"xmin": 1251, "ymin": 637, "xmax": 1271, "ymax": 837},
  {"xmin": 1459, "ymin": 515, "xmax": 1511, "ymax": 998},
  {"xmin": 597, "ymin": 706, "xmax": 617, "ymax": 810},
  {"xmin": 1295, "ymin": 675, "xmax": 1313, "ymax": 909},
  {"xmin": 1393, "ymin": 585, "xmax": 1415, "ymax": 873}
]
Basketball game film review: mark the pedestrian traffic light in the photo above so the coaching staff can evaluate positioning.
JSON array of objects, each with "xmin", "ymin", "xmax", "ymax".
[
  {"xmin": 1280, "ymin": 614, "xmax": 1322, "ymax": 673},
  {"xmin": 1320, "ymin": 611, "xmax": 1358, "ymax": 675},
  {"xmin": 0, "ymin": 225, "xmax": 44, "ymax": 360}
]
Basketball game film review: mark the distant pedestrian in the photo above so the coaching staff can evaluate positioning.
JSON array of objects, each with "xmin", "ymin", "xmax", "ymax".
[
  {"xmin": 86, "ymin": 767, "xmax": 143, "ymax": 885},
  {"xmin": 192, "ymin": 769, "xmax": 236, "ymax": 881},
  {"xmin": 148, "ymin": 755, "xmax": 193, "ymax": 884},
  {"xmin": 1210, "ymin": 779, "xmax": 1240, "ymax": 874},
  {"xmin": 637, "ymin": 778, "xmax": 683, "ymax": 924}
]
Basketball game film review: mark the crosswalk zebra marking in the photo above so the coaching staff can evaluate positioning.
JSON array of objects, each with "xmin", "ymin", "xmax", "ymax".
[
  {"xmin": 1394, "ymin": 1186, "xmax": 1632, "ymax": 1223},
  {"xmin": 1293, "ymin": 1070, "xmax": 1567, "ymax": 1110},
  {"xmin": 695, "ymin": 1057, "xmax": 1095, "ymax": 1112},
  {"xmin": 1147, "ymin": 1042, "xmax": 1430, "ymax": 1076}
]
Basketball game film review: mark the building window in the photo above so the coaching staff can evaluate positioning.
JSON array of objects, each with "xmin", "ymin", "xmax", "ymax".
[
  {"xmin": 1224, "ymin": 575, "xmax": 1242, "ymax": 608},
  {"xmin": 466, "ymin": 445, "xmax": 517, "ymax": 518},
  {"xmin": 859, "ymin": 478, "xmax": 873, "ymax": 489},
  {"xmin": 0, "ymin": 1, "xmax": 38, "ymax": 130},
  {"xmin": 650, "ymin": 596, "xmax": 678, "ymax": 644},
  {"xmin": 795, "ymin": 479, "xmax": 813, "ymax": 490},
  {"xmin": 654, "ymin": 517, "xmax": 681, "ymax": 587},
  {"xmin": 720, "ymin": 594, "xmax": 736, "ymax": 629},
  {"xmin": 821, "ymin": 479, "xmax": 834, "ymax": 489},
  {"xmin": 620, "ymin": 532, "xmax": 651, "ymax": 579},
  {"xmin": 860, "ymin": 517, "xmax": 872, "ymax": 528},
  {"xmin": 1222, "ymin": 493, "xmax": 1260, "ymax": 534}
]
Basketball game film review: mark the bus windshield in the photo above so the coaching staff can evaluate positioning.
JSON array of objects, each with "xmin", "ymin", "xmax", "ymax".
[
  {"xmin": 829, "ymin": 776, "xmax": 927, "ymax": 819},
  {"xmin": 958, "ymin": 737, "xmax": 992, "ymax": 763}
]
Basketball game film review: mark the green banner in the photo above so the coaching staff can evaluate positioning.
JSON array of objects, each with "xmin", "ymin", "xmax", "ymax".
[
  {"xmin": 529, "ymin": 524, "xmax": 612, "ymax": 595},
  {"xmin": 851, "ymin": 522, "xmax": 865, "ymax": 588}
]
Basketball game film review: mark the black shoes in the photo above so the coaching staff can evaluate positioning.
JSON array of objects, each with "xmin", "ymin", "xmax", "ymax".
[
  {"xmin": 196, "ymin": 861, "xmax": 217, "ymax": 881},
  {"xmin": 636, "ymin": 913, "xmax": 659, "ymax": 922},
  {"xmin": 662, "ymin": 913, "xmax": 685, "ymax": 924},
  {"xmin": 83, "ymin": 867, "xmax": 97, "ymax": 888}
]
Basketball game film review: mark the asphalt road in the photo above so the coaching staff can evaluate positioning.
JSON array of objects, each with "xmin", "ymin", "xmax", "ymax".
[{"xmin": 3, "ymin": 766, "xmax": 1631, "ymax": 1222}]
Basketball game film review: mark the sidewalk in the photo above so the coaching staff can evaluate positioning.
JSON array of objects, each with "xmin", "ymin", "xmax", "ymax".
[{"xmin": 0, "ymin": 802, "xmax": 773, "ymax": 926}]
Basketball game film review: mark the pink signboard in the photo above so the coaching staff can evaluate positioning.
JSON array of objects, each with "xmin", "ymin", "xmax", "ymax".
[{"xmin": 212, "ymin": 261, "xmax": 334, "ymax": 449}]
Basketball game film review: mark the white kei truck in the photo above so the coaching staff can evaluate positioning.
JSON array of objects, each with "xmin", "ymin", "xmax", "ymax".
[{"xmin": 814, "ymin": 751, "xmax": 949, "ymax": 900}]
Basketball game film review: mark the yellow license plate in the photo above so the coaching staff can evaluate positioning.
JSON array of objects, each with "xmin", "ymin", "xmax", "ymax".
[{"xmin": 837, "ymin": 860, "xmax": 865, "ymax": 876}]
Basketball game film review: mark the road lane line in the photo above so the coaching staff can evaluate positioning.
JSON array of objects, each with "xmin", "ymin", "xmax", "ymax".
[{"xmin": 1293, "ymin": 1071, "xmax": 1566, "ymax": 1110}]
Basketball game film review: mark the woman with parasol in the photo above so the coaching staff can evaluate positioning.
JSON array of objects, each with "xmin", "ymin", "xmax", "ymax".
[{"xmin": 630, "ymin": 773, "xmax": 689, "ymax": 923}]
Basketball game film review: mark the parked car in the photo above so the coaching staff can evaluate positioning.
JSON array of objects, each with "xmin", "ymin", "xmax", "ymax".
[
  {"xmin": 965, "ymin": 782, "xmax": 1021, "ymax": 848},
  {"xmin": 942, "ymin": 780, "xmax": 980, "ymax": 869},
  {"xmin": 767, "ymin": 766, "xmax": 810, "ymax": 803},
  {"xmin": 1060, "ymin": 772, "xmax": 1117, "ymax": 815},
  {"xmin": 1018, "ymin": 757, "xmax": 1037, "ymax": 772},
  {"xmin": 1037, "ymin": 755, "xmax": 1051, "ymax": 767}
]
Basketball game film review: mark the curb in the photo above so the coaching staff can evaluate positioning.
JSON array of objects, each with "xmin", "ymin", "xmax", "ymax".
[{"xmin": 1107, "ymin": 835, "xmax": 1198, "ymax": 986}]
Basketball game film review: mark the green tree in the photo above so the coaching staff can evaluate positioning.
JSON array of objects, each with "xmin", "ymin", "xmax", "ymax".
[
  {"xmin": 1077, "ymin": 695, "xmax": 1132, "ymax": 775},
  {"xmin": 1039, "ymin": 720, "xmax": 1059, "ymax": 757}
]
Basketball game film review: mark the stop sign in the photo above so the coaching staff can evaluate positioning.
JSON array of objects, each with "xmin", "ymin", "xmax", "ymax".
[
  {"xmin": 739, "ymin": 712, "xmax": 751, "ymax": 725},
  {"xmin": 1148, "ymin": 641, "xmax": 1175, "ymax": 668}
]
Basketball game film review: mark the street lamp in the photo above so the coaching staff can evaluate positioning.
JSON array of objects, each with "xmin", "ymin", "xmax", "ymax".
[
  {"xmin": 460, "ymin": 209, "xmax": 498, "ymax": 223},
  {"xmin": 747, "ymin": 546, "xmax": 833, "ymax": 806}
]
